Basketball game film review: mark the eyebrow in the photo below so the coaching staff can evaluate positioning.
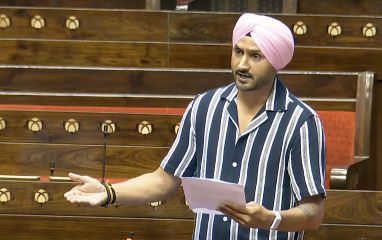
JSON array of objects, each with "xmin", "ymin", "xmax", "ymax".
[{"xmin": 234, "ymin": 44, "xmax": 262, "ymax": 53}]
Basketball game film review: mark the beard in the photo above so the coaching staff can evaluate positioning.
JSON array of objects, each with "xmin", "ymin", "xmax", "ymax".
[{"xmin": 233, "ymin": 70, "xmax": 259, "ymax": 92}]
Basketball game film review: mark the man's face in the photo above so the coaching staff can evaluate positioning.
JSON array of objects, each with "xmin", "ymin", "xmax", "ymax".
[{"xmin": 231, "ymin": 36, "xmax": 276, "ymax": 92}]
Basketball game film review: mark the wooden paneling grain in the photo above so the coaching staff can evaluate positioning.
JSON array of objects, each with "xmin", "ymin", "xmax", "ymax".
[
  {"xmin": 169, "ymin": 12, "xmax": 382, "ymax": 48},
  {"xmin": 0, "ymin": 215, "xmax": 194, "ymax": 240},
  {"xmin": 0, "ymin": 68, "xmax": 358, "ymax": 98},
  {"xmin": 0, "ymin": 40, "xmax": 167, "ymax": 67},
  {"xmin": 298, "ymin": 0, "xmax": 382, "ymax": 15},
  {"xmin": 0, "ymin": 144, "xmax": 169, "ymax": 178},
  {"xmin": 0, "ymin": 181, "xmax": 193, "ymax": 218},
  {"xmin": 168, "ymin": 44, "xmax": 382, "ymax": 79},
  {"xmin": 0, "ymin": 111, "xmax": 182, "ymax": 146},
  {"xmin": 0, "ymin": 0, "xmax": 146, "ymax": 9},
  {"xmin": 305, "ymin": 225, "xmax": 382, "ymax": 240},
  {"xmin": 0, "ymin": 8, "xmax": 167, "ymax": 41}
]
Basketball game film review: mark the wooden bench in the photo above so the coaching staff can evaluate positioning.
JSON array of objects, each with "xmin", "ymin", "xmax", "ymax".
[
  {"xmin": 0, "ymin": 67, "xmax": 374, "ymax": 189},
  {"xmin": 0, "ymin": 180, "xmax": 381, "ymax": 239}
]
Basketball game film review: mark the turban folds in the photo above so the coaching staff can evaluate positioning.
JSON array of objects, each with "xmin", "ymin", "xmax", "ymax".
[{"xmin": 232, "ymin": 13, "xmax": 294, "ymax": 71}]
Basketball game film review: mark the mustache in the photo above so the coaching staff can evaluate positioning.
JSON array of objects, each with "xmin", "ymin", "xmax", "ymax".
[{"xmin": 234, "ymin": 70, "xmax": 253, "ymax": 78}]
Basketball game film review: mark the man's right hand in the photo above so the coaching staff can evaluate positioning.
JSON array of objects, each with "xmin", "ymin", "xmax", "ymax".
[{"xmin": 64, "ymin": 173, "xmax": 107, "ymax": 207}]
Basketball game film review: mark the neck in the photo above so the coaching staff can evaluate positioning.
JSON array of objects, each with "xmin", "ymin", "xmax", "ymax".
[{"xmin": 237, "ymin": 79, "xmax": 274, "ymax": 109}]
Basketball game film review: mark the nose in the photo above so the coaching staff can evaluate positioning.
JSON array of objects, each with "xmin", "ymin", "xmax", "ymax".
[{"xmin": 237, "ymin": 54, "xmax": 249, "ymax": 71}]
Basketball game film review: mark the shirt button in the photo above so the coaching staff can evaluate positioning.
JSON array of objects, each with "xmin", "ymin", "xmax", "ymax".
[
  {"xmin": 223, "ymin": 216, "xmax": 228, "ymax": 222},
  {"xmin": 232, "ymin": 162, "xmax": 238, "ymax": 167}
]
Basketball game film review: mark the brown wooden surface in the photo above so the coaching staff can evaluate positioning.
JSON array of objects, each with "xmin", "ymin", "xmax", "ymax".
[
  {"xmin": 372, "ymin": 81, "xmax": 382, "ymax": 190},
  {"xmin": 0, "ymin": 95, "xmax": 194, "ymax": 108},
  {"xmin": 168, "ymin": 44, "xmax": 382, "ymax": 79},
  {"xmin": 0, "ymin": 184, "xmax": 380, "ymax": 225},
  {"xmin": 298, "ymin": 0, "xmax": 382, "ymax": 15},
  {"xmin": 1, "ymin": 215, "xmax": 382, "ymax": 240},
  {"xmin": 0, "ymin": 111, "xmax": 182, "ymax": 145},
  {"xmin": 305, "ymin": 225, "xmax": 382, "ymax": 240},
  {"xmin": 0, "ymin": 9, "xmax": 166, "ymax": 41},
  {"xmin": 0, "ymin": 181, "xmax": 193, "ymax": 219},
  {"xmin": 0, "ymin": 0, "xmax": 146, "ymax": 9},
  {"xmin": 0, "ymin": 144, "xmax": 169, "ymax": 178},
  {"xmin": 0, "ymin": 67, "xmax": 358, "ymax": 98},
  {"xmin": 0, "ymin": 215, "xmax": 194, "ymax": 240},
  {"xmin": 0, "ymin": 9, "xmax": 380, "ymax": 47},
  {"xmin": 169, "ymin": 12, "xmax": 382, "ymax": 48},
  {"xmin": 0, "ymin": 40, "xmax": 167, "ymax": 67},
  {"xmin": 0, "ymin": 188, "xmax": 381, "ymax": 239}
]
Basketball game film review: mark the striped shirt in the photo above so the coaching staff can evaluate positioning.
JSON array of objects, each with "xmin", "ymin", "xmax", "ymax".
[{"xmin": 161, "ymin": 77, "xmax": 326, "ymax": 240}]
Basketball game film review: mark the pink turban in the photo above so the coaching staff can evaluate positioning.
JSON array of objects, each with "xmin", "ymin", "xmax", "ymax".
[{"xmin": 232, "ymin": 13, "xmax": 294, "ymax": 70}]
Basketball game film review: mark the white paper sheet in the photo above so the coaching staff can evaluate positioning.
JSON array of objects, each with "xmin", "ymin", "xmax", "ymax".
[{"xmin": 181, "ymin": 177, "xmax": 246, "ymax": 215}]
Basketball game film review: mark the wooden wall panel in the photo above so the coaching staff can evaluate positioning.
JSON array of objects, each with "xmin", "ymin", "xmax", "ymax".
[
  {"xmin": 168, "ymin": 12, "xmax": 382, "ymax": 48},
  {"xmin": 305, "ymin": 225, "xmax": 382, "ymax": 240},
  {"xmin": 298, "ymin": 0, "xmax": 382, "ymax": 15},
  {"xmin": 0, "ymin": 0, "xmax": 146, "ymax": 9},
  {"xmin": 0, "ymin": 181, "xmax": 193, "ymax": 218},
  {"xmin": 373, "ymin": 81, "xmax": 382, "ymax": 190},
  {"xmin": 168, "ymin": 44, "xmax": 382, "ymax": 79},
  {"xmin": 0, "ymin": 40, "xmax": 167, "ymax": 67},
  {"xmin": 0, "ymin": 95, "xmax": 193, "ymax": 108},
  {"xmin": 0, "ymin": 144, "xmax": 168, "ymax": 178},
  {"xmin": 0, "ymin": 8, "xmax": 167, "ymax": 41},
  {"xmin": 0, "ymin": 68, "xmax": 358, "ymax": 98},
  {"xmin": 0, "ymin": 111, "xmax": 182, "ymax": 146},
  {"xmin": 0, "ymin": 188, "xmax": 381, "ymax": 239},
  {"xmin": 0, "ymin": 215, "xmax": 194, "ymax": 240}
]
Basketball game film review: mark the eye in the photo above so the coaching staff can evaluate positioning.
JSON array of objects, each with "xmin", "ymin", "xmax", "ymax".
[
  {"xmin": 250, "ymin": 53, "xmax": 262, "ymax": 60},
  {"xmin": 234, "ymin": 47, "xmax": 243, "ymax": 56}
]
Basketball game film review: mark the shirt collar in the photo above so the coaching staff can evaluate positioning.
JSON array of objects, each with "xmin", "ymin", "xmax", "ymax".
[{"xmin": 220, "ymin": 76, "xmax": 289, "ymax": 112}]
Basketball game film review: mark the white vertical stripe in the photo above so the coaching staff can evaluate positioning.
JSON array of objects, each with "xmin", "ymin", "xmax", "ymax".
[
  {"xmin": 288, "ymin": 150, "xmax": 302, "ymax": 200},
  {"xmin": 230, "ymin": 130, "xmax": 258, "ymax": 240},
  {"xmin": 266, "ymin": 78, "xmax": 277, "ymax": 110},
  {"xmin": 239, "ymin": 129, "xmax": 258, "ymax": 185},
  {"xmin": 254, "ymin": 112, "xmax": 283, "ymax": 203},
  {"xmin": 203, "ymin": 88, "xmax": 225, "ymax": 239},
  {"xmin": 173, "ymin": 97, "xmax": 202, "ymax": 176},
  {"xmin": 301, "ymin": 123, "xmax": 317, "ymax": 195},
  {"xmin": 194, "ymin": 213, "xmax": 203, "ymax": 239},
  {"xmin": 206, "ymin": 214, "xmax": 215, "ymax": 240},
  {"xmin": 214, "ymin": 101, "xmax": 231, "ymax": 179},
  {"xmin": 230, "ymin": 220, "xmax": 239, "ymax": 240},
  {"xmin": 161, "ymin": 97, "xmax": 199, "ymax": 170},
  {"xmin": 251, "ymin": 112, "xmax": 283, "ymax": 240},
  {"xmin": 270, "ymin": 107, "xmax": 303, "ymax": 240},
  {"xmin": 200, "ymin": 88, "xmax": 224, "ymax": 178},
  {"xmin": 314, "ymin": 116, "xmax": 325, "ymax": 186}
]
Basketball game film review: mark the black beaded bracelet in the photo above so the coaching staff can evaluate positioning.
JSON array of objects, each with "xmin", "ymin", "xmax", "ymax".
[
  {"xmin": 100, "ymin": 181, "xmax": 111, "ymax": 208},
  {"xmin": 110, "ymin": 183, "xmax": 116, "ymax": 205}
]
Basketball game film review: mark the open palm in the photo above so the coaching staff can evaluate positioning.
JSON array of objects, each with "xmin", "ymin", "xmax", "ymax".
[{"xmin": 64, "ymin": 173, "xmax": 107, "ymax": 206}]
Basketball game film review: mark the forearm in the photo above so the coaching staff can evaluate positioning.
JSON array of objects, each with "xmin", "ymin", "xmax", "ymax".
[
  {"xmin": 275, "ymin": 196, "xmax": 324, "ymax": 232},
  {"xmin": 113, "ymin": 167, "xmax": 181, "ymax": 205}
]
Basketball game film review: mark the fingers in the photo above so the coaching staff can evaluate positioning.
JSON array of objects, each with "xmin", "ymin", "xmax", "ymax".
[
  {"xmin": 65, "ymin": 194, "xmax": 99, "ymax": 206},
  {"xmin": 218, "ymin": 205, "xmax": 246, "ymax": 225},
  {"xmin": 68, "ymin": 173, "xmax": 93, "ymax": 183},
  {"xmin": 219, "ymin": 201, "xmax": 248, "ymax": 214}
]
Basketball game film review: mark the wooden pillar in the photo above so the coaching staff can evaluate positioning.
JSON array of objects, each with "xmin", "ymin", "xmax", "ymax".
[
  {"xmin": 146, "ymin": 0, "xmax": 161, "ymax": 10},
  {"xmin": 282, "ymin": 0, "xmax": 297, "ymax": 13}
]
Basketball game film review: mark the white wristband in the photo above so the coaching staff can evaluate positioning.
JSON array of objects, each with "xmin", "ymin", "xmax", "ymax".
[{"xmin": 269, "ymin": 211, "xmax": 282, "ymax": 230}]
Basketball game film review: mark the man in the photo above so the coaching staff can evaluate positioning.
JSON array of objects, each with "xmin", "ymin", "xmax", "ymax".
[{"xmin": 65, "ymin": 13, "xmax": 326, "ymax": 240}]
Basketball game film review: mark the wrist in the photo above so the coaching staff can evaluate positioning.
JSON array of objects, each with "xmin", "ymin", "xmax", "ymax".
[
  {"xmin": 269, "ymin": 211, "xmax": 282, "ymax": 230},
  {"xmin": 100, "ymin": 181, "xmax": 116, "ymax": 208}
]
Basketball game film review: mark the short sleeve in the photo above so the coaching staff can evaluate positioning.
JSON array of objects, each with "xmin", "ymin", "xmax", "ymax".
[
  {"xmin": 160, "ymin": 98, "xmax": 198, "ymax": 177},
  {"xmin": 288, "ymin": 115, "xmax": 326, "ymax": 201}
]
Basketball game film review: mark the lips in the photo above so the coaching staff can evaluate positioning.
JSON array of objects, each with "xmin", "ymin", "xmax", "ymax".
[{"xmin": 236, "ymin": 72, "xmax": 252, "ymax": 82}]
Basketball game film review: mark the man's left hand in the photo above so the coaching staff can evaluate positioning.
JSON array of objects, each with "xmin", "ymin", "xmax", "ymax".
[{"xmin": 217, "ymin": 201, "xmax": 274, "ymax": 229}]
